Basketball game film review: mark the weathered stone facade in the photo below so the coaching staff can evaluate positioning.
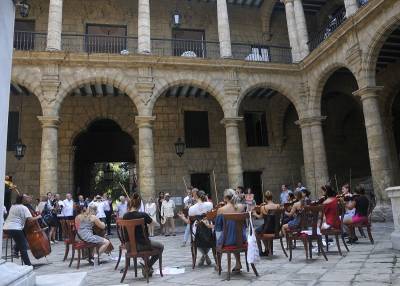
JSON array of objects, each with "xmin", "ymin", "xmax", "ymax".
[{"xmin": 7, "ymin": 0, "xmax": 400, "ymax": 217}]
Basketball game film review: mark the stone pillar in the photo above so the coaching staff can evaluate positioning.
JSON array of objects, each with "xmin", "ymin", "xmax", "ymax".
[
  {"xmin": 297, "ymin": 116, "xmax": 329, "ymax": 196},
  {"xmin": 135, "ymin": 116, "xmax": 156, "ymax": 200},
  {"xmin": 386, "ymin": 186, "xmax": 400, "ymax": 250},
  {"xmin": 281, "ymin": 0, "xmax": 301, "ymax": 62},
  {"xmin": 221, "ymin": 117, "xmax": 243, "ymax": 188},
  {"xmin": 344, "ymin": 0, "xmax": 359, "ymax": 18},
  {"xmin": 293, "ymin": 0, "xmax": 309, "ymax": 59},
  {"xmin": 138, "ymin": 0, "xmax": 151, "ymax": 54},
  {"xmin": 38, "ymin": 116, "xmax": 60, "ymax": 196},
  {"xmin": 354, "ymin": 87, "xmax": 394, "ymax": 204},
  {"xmin": 46, "ymin": 0, "xmax": 63, "ymax": 51},
  {"xmin": 216, "ymin": 0, "xmax": 232, "ymax": 58}
]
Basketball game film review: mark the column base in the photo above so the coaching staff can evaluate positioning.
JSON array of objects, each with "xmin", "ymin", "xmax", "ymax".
[
  {"xmin": 0, "ymin": 260, "xmax": 35, "ymax": 286},
  {"xmin": 371, "ymin": 202, "xmax": 393, "ymax": 222},
  {"xmin": 391, "ymin": 231, "xmax": 400, "ymax": 250}
]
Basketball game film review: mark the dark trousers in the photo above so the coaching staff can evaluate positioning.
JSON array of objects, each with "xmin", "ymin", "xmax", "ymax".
[
  {"xmin": 137, "ymin": 240, "xmax": 164, "ymax": 268},
  {"xmin": 6, "ymin": 229, "xmax": 31, "ymax": 266},
  {"xmin": 104, "ymin": 211, "xmax": 112, "ymax": 234}
]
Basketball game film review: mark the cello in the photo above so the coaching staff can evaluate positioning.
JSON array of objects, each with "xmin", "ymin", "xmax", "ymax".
[{"xmin": 24, "ymin": 209, "xmax": 51, "ymax": 259}]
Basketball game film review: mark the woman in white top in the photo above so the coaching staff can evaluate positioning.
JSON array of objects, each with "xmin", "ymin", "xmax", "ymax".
[
  {"xmin": 145, "ymin": 197, "xmax": 158, "ymax": 236},
  {"xmin": 4, "ymin": 194, "xmax": 42, "ymax": 266}
]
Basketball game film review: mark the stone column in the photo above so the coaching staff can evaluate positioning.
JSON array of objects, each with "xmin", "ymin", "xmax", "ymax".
[
  {"xmin": 344, "ymin": 0, "xmax": 359, "ymax": 18},
  {"xmin": 38, "ymin": 116, "xmax": 60, "ymax": 196},
  {"xmin": 221, "ymin": 117, "xmax": 243, "ymax": 188},
  {"xmin": 281, "ymin": 0, "xmax": 301, "ymax": 62},
  {"xmin": 138, "ymin": 0, "xmax": 151, "ymax": 54},
  {"xmin": 216, "ymin": 0, "xmax": 232, "ymax": 58},
  {"xmin": 297, "ymin": 116, "xmax": 329, "ymax": 196},
  {"xmin": 354, "ymin": 87, "xmax": 394, "ymax": 203},
  {"xmin": 293, "ymin": 0, "xmax": 309, "ymax": 59},
  {"xmin": 386, "ymin": 186, "xmax": 400, "ymax": 250},
  {"xmin": 46, "ymin": 0, "xmax": 63, "ymax": 51},
  {"xmin": 135, "ymin": 116, "xmax": 156, "ymax": 200}
]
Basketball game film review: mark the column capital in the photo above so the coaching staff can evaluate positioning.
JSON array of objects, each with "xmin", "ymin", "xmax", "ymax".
[
  {"xmin": 353, "ymin": 86, "xmax": 384, "ymax": 101},
  {"xmin": 295, "ymin": 116, "xmax": 326, "ymax": 127},
  {"xmin": 135, "ymin": 116, "xmax": 156, "ymax": 128},
  {"xmin": 37, "ymin": 116, "xmax": 61, "ymax": 128},
  {"xmin": 221, "ymin": 117, "xmax": 243, "ymax": 127}
]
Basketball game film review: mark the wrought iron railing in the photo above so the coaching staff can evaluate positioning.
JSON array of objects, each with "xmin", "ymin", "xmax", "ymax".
[
  {"xmin": 13, "ymin": 31, "xmax": 47, "ymax": 51},
  {"xmin": 14, "ymin": 31, "xmax": 292, "ymax": 63},
  {"xmin": 231, "ymin": 43, "xmax": 292, "ymax": 63},
  {"xmin": 308, "ymin": 6, "xmax": 347, "ymax": 52}
]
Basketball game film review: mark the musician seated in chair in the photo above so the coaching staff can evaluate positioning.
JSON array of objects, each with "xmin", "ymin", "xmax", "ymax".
[
  {"xmin": 75, "ymin": 205, "xmax": 111, "ymax": 261},
  {"xmin": 320, "ymin": 185, "xmax": 340, "ymax": 230},
  {"xmin": 281, "ymin": 190, "xmax": 305, "ymax": 237},
  {"xmin": 215, "ymin": 189, "xmax": 246, "ymax": 273},
  {"xmin": 343, "ymin": 185, "xmax": 370, "ymax": 243},
  {"xmin": 188, "ymin": 190, "xmax": 214, "ymax": 266},
  {"xmin": 252, "ymin": 191, "xmax": 280, "ymax": 256},
  {"xmin": 123, "ymin": 193, "xmax": 164, "ymax": 277},
  {"xmin": 4, "ymin": 194, "xmax": 42, "ymax": 266}
]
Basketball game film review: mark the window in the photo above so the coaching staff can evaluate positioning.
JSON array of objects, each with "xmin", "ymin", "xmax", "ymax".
[
  {"xmin": 7, "ymin": 112, "xmax": 19, "ymax": 151},
  {"xmin": 86, "ymin": 24, "xmax": 127, "ymax": 53},
  {"xmin": 172, "ymin": 29, "xmax": 206, "ymax": 58},
  {"xmin": 244, "ymin": 111, "xmax": 269, "ymax": 146},
  {"xmin": 190, "ymin": 173, "xmax": 211, "ymax": 199},
  {"xmin": 184, "ymin": 111, "xmax": 210, "ymax": 148},
  {"xmin": 14, "ymin": 20, "xmax": 35, "ymax": 50}
]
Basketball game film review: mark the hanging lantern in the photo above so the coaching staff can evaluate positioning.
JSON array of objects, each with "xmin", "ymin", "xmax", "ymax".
[
  {"xmin": 14, "ymin": 139, "xmax": 26, "ymax": 160},
  {"xmin": 174, "ymin": 137, "xmax": 185, "ymax": 157},
  {"xmin": 104, "ymin": 164, "xmax": 114, "ymax": 182},
  {"xmin": 171, "ymin": 10, "xmax": 182, "ymax": 27},
  {"xmin": 15, "ymin": 0, "xmax": 31, "ymax": 18}
]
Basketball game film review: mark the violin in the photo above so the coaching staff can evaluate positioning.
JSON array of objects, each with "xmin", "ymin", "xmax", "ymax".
[
  {"xmin": 205, "ymin": 201, "xmax": 226, "ymax": 221},
  {"xmin": 253, "ymin": 202, "xmax": 267, "ymax": 215},
  {"xmin": 311, "ymin": 195, "xmax": 327, "ymax": 206},
  {"xmin": 24, "ymin": 209, "xmax": 51, "ymax": 259}
]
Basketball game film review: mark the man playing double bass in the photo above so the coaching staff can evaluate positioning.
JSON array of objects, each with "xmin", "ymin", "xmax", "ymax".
[{"xmin": 4, "ymin": 194, "xmax": 42, "ymax": 266}]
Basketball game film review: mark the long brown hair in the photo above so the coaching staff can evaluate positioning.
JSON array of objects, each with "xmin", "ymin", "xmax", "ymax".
[{"xmin": 128, "ymin": 193, "xmax": 142, "ymax": 210}]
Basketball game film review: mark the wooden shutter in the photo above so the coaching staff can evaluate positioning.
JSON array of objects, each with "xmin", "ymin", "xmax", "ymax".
[
  {"xmin": 7, "ymin": 112, "xmax": 19, "ymax": 151},
  {"xmin": 184, "ymin": 111, "xmax": 210, "ymax": 148}
]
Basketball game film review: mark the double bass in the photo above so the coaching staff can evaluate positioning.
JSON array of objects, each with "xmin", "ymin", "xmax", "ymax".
[{"xmin": 24, "ymin": 209, "xmax": 51, "ymax": 259}]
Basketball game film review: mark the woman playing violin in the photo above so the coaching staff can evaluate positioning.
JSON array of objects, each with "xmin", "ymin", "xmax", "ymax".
[
  {"xmin": 281, "ymin": 190, "xmax": 304, "ymax": 237},
  {"xmin": 252, "ymin": 191, "xmax": 280, "ymax": 256},
  {"xmin": 320, "ymin": 185, "xmax": 340, "ymax": 230}
]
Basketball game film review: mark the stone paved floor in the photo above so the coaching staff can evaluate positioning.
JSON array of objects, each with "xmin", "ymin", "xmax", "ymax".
[{"xmin": 8, "ymin": 222, "xmax": 400, "ymax": 285}]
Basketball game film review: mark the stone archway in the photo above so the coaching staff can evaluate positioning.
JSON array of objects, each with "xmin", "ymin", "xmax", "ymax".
[{"xmin": 73, "ymin": 119, "xmax": 136, "ymax": 199}]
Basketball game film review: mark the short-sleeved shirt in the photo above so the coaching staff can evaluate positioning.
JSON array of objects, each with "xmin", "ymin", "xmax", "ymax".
[
  {"xmin": 62, "ymin": 199, "xmax": 74, "ymax": 217},
  {"xmin": 116, "ymin": 202, "xmax": 128, "ymax": 218},
  {"xmin": 123, "ymin": 211, "xmax": 152, "ymax": 245},
  {"xmin": 355, "ymin": 195, "xmax": 369, "ymax": 217},
  {"xmin": 4, "ymin": 204, "xmax": 32, "ymax": 230},
  {"xmin": 188, "ymin": 202, "xmax": 213, "ymax": 217},
  {"xmin": 89, "ymin": 201, "xmax": 106, "ymax": 218}
]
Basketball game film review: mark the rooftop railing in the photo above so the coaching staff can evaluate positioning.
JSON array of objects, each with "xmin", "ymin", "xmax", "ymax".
[{"xmin": 14, "ymin": 31, "xmax": 292, "ymax": 64}]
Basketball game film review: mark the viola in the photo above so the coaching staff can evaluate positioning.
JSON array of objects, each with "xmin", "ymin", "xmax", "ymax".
[
  {"xmin": 205, "ymin": 201, "xmax": 226, "ymax": 221},
  {"xmin": 24, "ymin": 209, "xmax": 51, "ymax": 259},
  {"xmin": 253, "ymin": 203, "xmax": 267, "ymax": 215}
]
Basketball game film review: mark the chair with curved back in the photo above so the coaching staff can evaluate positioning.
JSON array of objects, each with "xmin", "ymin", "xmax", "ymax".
[
  {"xmin": 216, "ymin": 212, "xmax": 258, "ymax": 281},
  {"xmin": 117, "ymin": 219, "xmax": 163, "ymax": 283}
]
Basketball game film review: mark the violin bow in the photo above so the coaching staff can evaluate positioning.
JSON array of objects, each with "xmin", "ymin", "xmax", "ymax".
[
  {"xmin": 334, "ymin": 174, "xmax": 339, "ymax": 193},
  {"xmin": 261, "ymin": 177, "xmax": 265, "ymax": 202},
  {"xmin": 212, "ymin": 169, "xmax": 218, "ymax": 204},
  {"xmin": 182, "ymin": 176, "xmax": 188, "ymax": 192}
]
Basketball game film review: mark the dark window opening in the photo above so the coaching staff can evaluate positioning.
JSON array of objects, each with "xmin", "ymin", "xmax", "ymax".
[
  {"xmin": 243, "ymin": 171, "xmax": 263, "ymax": 204},
  {"xmin": 184, "ymin": 111, "xmax": 210, "ymax": 148},
  {"xmin": 244, "ymin": 111, "xmax": 269, "ymax": 147},
  {"xmin": 86, "ymin": 24, "xmax": 127, "ymax": 53},
  {"xmin": 7, "ymin": 112, "xmax": 19, "ymax": 151},
  {"xmin": 190, "ymin": 173, "xmax": 211, "ymax": 199},
  {"xmin": 172, "ymin": 28, "xmax": 206, "ymax": 58},
  {"xmin": 14, "ymin": 20, "xmax": 35, "ymax": 50}
]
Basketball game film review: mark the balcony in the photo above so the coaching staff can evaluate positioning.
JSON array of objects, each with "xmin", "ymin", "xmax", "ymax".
[{"xmin": 13, "ymin": 31, "xmax": 292, "ymax": 64}]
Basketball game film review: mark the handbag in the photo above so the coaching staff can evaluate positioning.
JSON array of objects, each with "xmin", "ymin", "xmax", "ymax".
[{"xmin": 246, "ymin": 211, "xmax": 260, "ymax": 264}]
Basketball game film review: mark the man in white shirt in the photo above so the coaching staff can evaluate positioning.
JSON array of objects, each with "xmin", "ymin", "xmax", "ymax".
[
  {"xmin": 115, "ymin": 196, "xmax": 128, "ymax": 218},
  {"xmin": 183, "ymin": 189, "xmax": 194, "ymax": 208},
  {"xmin": 161, "ymin": 193, "xmax": 176, "ymax": 236},
  {"xmin": 89, "ymin": 195, "xmax": 106, "ymax": 222},
  {"xmin": 62, "ymin": 193, "xmax": 75, "ymax": 219}
]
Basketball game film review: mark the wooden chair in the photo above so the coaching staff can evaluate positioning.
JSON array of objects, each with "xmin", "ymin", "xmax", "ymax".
[
  {"xmin": 67, "ymin": 220, "xmax": 99, "ymax": 269},
  {"xmin": 60, "ymin": 219, "xmax": 74, "ymax": 261},
  {"xmin": 114, "ymin": 218, "xmax": 127, "ymax": 271},
  {"xmin": 216, "ymin": 212, "xmax": 258, "ymax": 281},
  {"xmin": 321, "ymin": 201, "xmax": 349, "ymax": 256},
  {"xmin": 349, "ymin": 204, "xmax": 374, "ymax": 244},
  {"xmin": 117, "ymin": 219, "xmax": 163, "ymax": 283},
  {"xmin": 189, "ymin": 215, "xmax": 217, "ymax": 269},
  {"xmin": 256, "ymin": 208, "xmax": 288, "ymax": 257},
  {"xmin": 2, "ymin": 231, "xmax": 14, "ymax": 262},
  {"xmin": 286, "ymin": 205, "xmax": 328, "ymax": 262}
]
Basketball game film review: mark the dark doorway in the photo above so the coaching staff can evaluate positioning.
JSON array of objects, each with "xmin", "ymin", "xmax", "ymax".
[
  {"xmin": 73, "ymin": 119, "xmax": 135, "ymax": 199},
  {"xmin": 393, "ymin": 92, "xmax": 400, "ymax": 164},
  {"xmin": 190, "ymin": 173, "xmax": 211, "ymax": 199},
  {"xmin": 243, "ymin": 171, "xmax": 263, "ymax": 204}
]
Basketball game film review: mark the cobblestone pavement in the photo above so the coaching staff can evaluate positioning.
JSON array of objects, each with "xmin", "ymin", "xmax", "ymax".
[{"xmin": 21, "ymin": 222, "xmax": 400, "ymax": 285}]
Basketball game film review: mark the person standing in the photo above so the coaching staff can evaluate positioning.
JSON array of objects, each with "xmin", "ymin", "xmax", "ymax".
[
  {"xmin": 62, "ymin": 193, "xmax": 75, "ymax": 220},
  {"xmin": 145, "ymin": 198, "xmax": 158, "ymax": 237},
  {"xmin": 115, "ymin": 196, "xmax": 128, "ymax": 219},
  {"xmin": 54, "ymin": 194, "xmax": 64, "ymax": 241},
  {"xmin": 4, "ymin": 175, "xmax": 13, "ymax": 213},
  {"xmin": 76, "ymin": 195, "xmax": 88, "ymax": 213},
  {"xmin": 4, "ymin": 194, "xmax": 42, "ymax": 266},
  {"xmin": 89, "ymin": 195, "xmax": 107, "ymax": 223},
  {"xmin": 280, "ymin": 185, "xmax": 290, "ymax": 204},
  {"xmin": 103, "ymin": 193, "xmax": 113, "ymax": 235},
  {"xmin": 157, "ymin": 192, "xmax": 165, "ymax": 234},
  {"xmin": 161, "ymin": 193, "xmax": 176, "ymax": 236}
]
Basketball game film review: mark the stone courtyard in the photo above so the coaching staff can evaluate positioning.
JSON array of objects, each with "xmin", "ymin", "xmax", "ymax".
[{"xmin": 19, "ymin": 222, "xmax": 398, "ymax": 286}]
